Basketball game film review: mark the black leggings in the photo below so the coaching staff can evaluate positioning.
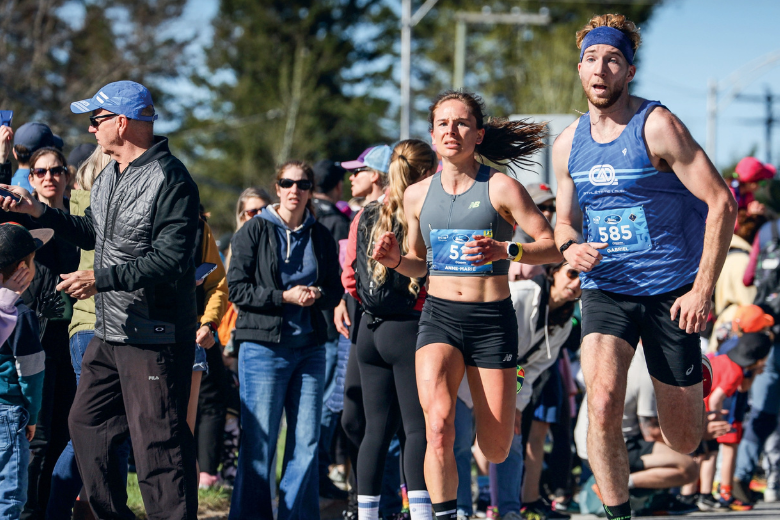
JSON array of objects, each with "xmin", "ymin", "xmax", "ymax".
[{"xmin": 356, "ymin": 315, "xmax": 427, "ymax": 494}]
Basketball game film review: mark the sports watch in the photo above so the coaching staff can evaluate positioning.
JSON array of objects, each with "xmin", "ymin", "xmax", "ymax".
[
  {"xmin": 559, "ymin": 239, "xmax": 577, "ymax": 255},
  {"xmin": 506, "ymin": 242, "xmax": 523, "ymax": 262}
]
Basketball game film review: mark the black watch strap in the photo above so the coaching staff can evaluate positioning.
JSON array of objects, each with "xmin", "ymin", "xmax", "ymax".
[{"xmin": 559, "ymin": 239, "xmax": 577, "ymax": 255}]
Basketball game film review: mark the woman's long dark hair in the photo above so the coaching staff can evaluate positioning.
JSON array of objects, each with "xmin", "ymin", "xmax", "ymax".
[
  {"xmin": 428, "ymin": 90, "xmax": 547, "ymax": 169},
  {"xmin": 545, "ymin": 262, "xmax": 576, "ymax": 329}
]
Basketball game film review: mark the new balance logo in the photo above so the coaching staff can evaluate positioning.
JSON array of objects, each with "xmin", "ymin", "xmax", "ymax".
[
  {"xmin": 148, "ymin": 376, "xmax": 159, "ymax": 381},
  {"xmin": 502, "ymin": 354, "xmax": 513, "ymax": 362},
  {"xmin": 468, "ymin": 201, "xmax": 481, "ymax": 209}
]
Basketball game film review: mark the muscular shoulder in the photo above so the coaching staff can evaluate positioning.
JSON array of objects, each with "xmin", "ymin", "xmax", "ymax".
[
  {"xmin": 551, "ymin": 120, "xmax": 579, "ymax": 171},
  {"xmin": 644, "ymin": 105, "xmax": 692, "ymax": 157},
  {"xmin": 404, "ymin": 175, "xmax": 433, "ymax": 214}
]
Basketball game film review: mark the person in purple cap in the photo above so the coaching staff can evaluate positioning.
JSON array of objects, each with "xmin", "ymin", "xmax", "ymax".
[
  {"xmin": 0, "ymin": 80, "xmax": 200, "ymax": 520},
  {"xmin": 552, "ymin": 14, "xmax": 737, "ymax": 520}
]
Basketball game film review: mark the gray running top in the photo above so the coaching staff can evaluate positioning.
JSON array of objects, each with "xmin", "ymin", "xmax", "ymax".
[{"xmin": 419, "ymin": 164, "xmax": 514, "ymax": 276}]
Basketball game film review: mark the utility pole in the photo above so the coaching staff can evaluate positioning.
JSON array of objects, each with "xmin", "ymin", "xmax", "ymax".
[
  {"xmin": 400, "ymin": 0, "xmax": 440, "ymax": 139},
  {"xmin": 766, "ymin": 86, "xmax": 774, "ymax": 164},
  {"xmin": 452, "ymin": 8, "xmax": 551, "ymax": 90}
]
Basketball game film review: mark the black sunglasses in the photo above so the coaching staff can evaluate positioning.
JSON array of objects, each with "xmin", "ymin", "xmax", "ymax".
[
  {"xmin": 537, "ymin": 203, "xmax": 556, "ymax": 213},
  {"xmin": 89, "ymin": 113, "xmax": 118, "ymax": 128},
  {"xmin": 278, "ymin": 179, "xmax": 313, "ymax": 190},
  {"xmin": 31, "ymin": 166, "xmax": 68, "ymax": 178},
  {"xmin": 565, "ymin": 268, "xmax": 580, "ymax": 280}
]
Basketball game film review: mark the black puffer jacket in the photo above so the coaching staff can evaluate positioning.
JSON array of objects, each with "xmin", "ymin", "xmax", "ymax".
[
  {"xmin": 35, "ymin": 137, "xmax": 200, "ymax": 345},
  {"xmin": 227, "ymin": 215, "xmax": 342, "ymax": 346}
]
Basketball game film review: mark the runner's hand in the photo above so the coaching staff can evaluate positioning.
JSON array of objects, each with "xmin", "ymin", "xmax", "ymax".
[
  {"xmin": 704, "ymin": 412, "xmax": 730, "ymax": 440},
  {"xmin": 334, "ymin": 299, "xmax": 350, "ymax": 338},
  {"xmin": 0, "ymin": 126, "xmax": 13, "ymax": 163},
  {"xmin": 372, "ymin": 231, "xmax": 401, "ymax": 268},
  {"xmin": 670, "ymin": 288, "xmax": 710, "ymax": 334},
  {"xmin": 0, "ymin": 266, "xmax": 32, "ymax": 296},
  {"xmin": 25, "ymin": 424, "xmax": 35, "ymax": 442},
  {"xmin": 0, "ymin": 184, "xmax": 44, "ymax": 218},
  {"xmin": 462, "ymin": 236, "xmax": 506, "ymax": 266},
  {"xmin": 196, "ymin": 325, "xmax": 215, "ymax": 349},
  {"xmin": 57, "ymin": 270, "xmax": 97, "ymax": 300},
  {"xmin": 562, "ymin": 242, "xmax": 607, "ymax": 272}
]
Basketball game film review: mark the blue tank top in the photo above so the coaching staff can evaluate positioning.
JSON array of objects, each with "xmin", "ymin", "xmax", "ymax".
[{"xmin": 568, "ymin": 100, "xmax": 707, "ymax": 296}]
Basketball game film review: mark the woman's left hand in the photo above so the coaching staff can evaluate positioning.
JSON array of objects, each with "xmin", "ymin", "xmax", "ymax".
[
  {"xmin": 461, "ymin": 236, "xmax": 508, "ymax": 266},
  {"xmin": 196, "ymin": 325, "xmax": 216, "ymax": 349}
]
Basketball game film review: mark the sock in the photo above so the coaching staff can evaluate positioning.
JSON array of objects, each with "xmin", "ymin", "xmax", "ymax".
[
  {"xmin": 720, "ymin": 485, "xmax": 732, "ymax": 501},
  {"xmin": 408, "ymin": 490, "xmax": 432, "ymax": 520},
  {"xmin": 358, "ymin": 494, "xmax": 381, "ymax": 520},
  {"xmin": 432, "ymin": 499, "xmax": 458, "ymax": 520},
  {"xmin": 628, "ymin": 475, "xmax": 635, "ymax": 489},
  {"xmin": 603, "ymin": 500, "xmax": 632, "ymax": 520}
]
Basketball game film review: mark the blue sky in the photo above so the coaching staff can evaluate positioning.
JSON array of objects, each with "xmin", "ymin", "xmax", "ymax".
[
  {"xmin": 634, "ymin": 0, "xmax": 780, "ymax": 169},
  {"xmin": 177, "ymin": 0, "xmax": 780, "ymax": 170}
]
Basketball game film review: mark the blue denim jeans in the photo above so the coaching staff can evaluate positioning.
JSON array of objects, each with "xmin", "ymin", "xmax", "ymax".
[
  {"xmin": 736, "ymin": 345, "xmax": 780, "ymax": 482},
  {"xmin": 453, "ymin": 399, "xmax": 524, "ymax": 516},
  {"xmin": 0, "ymin": 404, "xmax": 29, "ymax": 520},
  {"xmin": 229, "ymin": 341, "xmax": 325, "ymax": 520},
  {"xmin": 47, "ymin": 331, "xmax": 131, "ymax": 520}
]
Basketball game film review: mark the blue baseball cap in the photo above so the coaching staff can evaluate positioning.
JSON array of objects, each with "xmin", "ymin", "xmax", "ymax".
[
  {"xmin": 14, "ymin": 122, "xmax": 57, "ymax": 151},
  {"xmin": 70, "ymin": 81, "xmax": 158, "ymax": 122},
  {"xmin": 340, "ymin": 145, "xmax": 392, "ymax": 175}
]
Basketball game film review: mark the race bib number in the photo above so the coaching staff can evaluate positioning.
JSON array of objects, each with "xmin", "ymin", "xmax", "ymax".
[
  {"xmin": 586, "ymin": 206, "xmax": 651, "ymax": 254},
  {"xmin": 430, "ymin": 229, "xmax": 493, "ymax": 273}
]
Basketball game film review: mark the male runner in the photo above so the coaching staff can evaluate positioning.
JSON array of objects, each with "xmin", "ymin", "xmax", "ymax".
[{"xmin": 553, "ymin": 13, "xmax": 737, "ymax": 520}]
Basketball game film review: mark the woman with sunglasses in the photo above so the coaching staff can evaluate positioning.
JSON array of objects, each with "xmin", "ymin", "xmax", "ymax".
[
  {"xmin": 20, "ymin": 146, "xmax": 81, "ymax": 517},
  {"xmin": 227, "ymin": 160, "xmax": 341, "ymax": 520}
]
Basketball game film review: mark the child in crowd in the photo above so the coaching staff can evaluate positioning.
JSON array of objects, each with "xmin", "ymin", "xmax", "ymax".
[
  {"xmin": 697, "ymin": 307, "xmax": 773, "ymax": 512},
  {"xmin": 0, "ymin": 223, "xmax": 50, "ymax": 518}
]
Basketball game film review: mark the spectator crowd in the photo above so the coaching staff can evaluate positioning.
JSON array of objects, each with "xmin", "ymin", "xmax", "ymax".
[{"xmin": 0, "ymin": 77, "xmax": 779, "ymax": 520}]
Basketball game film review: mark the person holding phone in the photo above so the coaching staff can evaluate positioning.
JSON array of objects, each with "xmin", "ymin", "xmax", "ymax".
[{"xmin": 227, "ymin": 160, "xmax": 341, "ymax": 520}]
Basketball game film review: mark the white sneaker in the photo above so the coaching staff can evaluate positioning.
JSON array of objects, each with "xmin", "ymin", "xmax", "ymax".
[{"xmin": 764, "ymin": 488, "xmax": 779, "ymax": 503}]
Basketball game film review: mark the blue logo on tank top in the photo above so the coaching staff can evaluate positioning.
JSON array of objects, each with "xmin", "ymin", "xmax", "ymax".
[{"xmin": 567, "ymin": 99, "xmax": 707, "ymax": 296}]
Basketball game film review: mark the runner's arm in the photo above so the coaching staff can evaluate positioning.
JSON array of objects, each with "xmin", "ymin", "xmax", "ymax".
[
  {"xmin": 552, "ymin": 125, "xmax": 607, "ymax": 271},
  {"xmin": 490, "ymin": 174, "xmax": 561, "ymax": 265},
  {"xmin": 372, "ymin": 183, "xmax": 428, "ymax": 278},
  {"xmin": 647, "ymin": 108, "xmax": 737, "ymax": 299}
]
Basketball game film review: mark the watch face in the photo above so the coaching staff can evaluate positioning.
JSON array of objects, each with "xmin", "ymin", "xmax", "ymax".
[{"xmin": 508, "ymin": 243, "xmax": 520, "ymax": 257}]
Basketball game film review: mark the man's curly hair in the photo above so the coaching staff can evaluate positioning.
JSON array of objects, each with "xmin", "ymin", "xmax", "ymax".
[{"xmin": 576, "ymin": 13, "xmax": 641, "ymax": 53}]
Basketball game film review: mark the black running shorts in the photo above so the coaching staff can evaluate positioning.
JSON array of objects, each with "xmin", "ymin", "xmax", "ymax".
[
  {"xmin": 580, "ymin": 283, "xmax": 702, "ymax": 387},
  {"xmin": 625, "ymin": 434, "xmax": 655, "ymax": 472},
  {"xmin": 416, "ymin": 295, "xmax": 518, "ymax": 369}
]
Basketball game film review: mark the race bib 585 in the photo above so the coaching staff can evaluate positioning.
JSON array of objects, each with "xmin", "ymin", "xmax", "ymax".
[{"xmin": 586, "ymin": 206, "xmax": 651, "ymax": 254}]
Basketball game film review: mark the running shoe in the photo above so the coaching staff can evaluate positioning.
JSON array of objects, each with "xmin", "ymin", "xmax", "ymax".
[
  {"xmin": 719, "ymin": 496, "xmax": 753, "ymax": 511},
  {"xmin": 521, "ymin": 498, "xmax": 571, "ymax": 519},
  {"xmin": 697, "ymin": 493, "xmax": 726, "ymax": 511},
  {"xmin": 702, "ymin": 354, "xmax": 713, "ymax": 398},
  {"xmin": 635, "ymin": 493, "xmax": 698, "ymax": 516}
]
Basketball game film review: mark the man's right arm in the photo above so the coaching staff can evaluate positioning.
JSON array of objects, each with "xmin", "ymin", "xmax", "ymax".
[
  {"xmin": 552, "ymin": 124, "xmax": 607, "ymax": 272},
  {"xmin": 35, "ymin": 205, "xmax": 97, "ymax": 250}
]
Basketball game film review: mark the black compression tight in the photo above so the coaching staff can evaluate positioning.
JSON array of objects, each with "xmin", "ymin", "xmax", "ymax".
[{"xmin": 356, "ymin": 315, "xmax": 427, "ymax": 494}]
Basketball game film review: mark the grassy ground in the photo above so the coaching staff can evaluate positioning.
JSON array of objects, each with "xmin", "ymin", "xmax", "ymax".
[
  {"xmin": 126, "ymin": 473, "xmax": 232, "ymax": 519},
  {"xmin": 125, "ymin": 424, "xmax": 286, "ymax": 519}
]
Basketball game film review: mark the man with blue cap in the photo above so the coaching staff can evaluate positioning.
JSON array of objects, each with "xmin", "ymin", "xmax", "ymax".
[
  {"xmin": 0, "ymin": 80, "xmax": 200, "ymax": 520},
  {"xmin": 551, "ymin": 14, "xmax": 738, "ymax": 520}
]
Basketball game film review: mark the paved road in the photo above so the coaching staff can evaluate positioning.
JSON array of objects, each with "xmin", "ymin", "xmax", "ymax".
[{"xmin": 572, "ymin": 500, "xmax": 780, "ymax": 519}]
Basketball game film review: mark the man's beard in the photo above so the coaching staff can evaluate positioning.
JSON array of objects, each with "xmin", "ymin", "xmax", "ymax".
[{"xmin": 584, "ymin": 81, "xmax": 625, "ymax": 109}]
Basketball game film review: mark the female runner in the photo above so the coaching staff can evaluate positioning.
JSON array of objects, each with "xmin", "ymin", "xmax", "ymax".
[{"xmin": 372, "ymin": 91, "xmax": 561, "ymax": 519}]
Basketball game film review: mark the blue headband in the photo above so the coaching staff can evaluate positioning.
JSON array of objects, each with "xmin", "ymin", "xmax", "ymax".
[{"xmin": 579, "ymin": 26, "xmax": 634, "ymax": 65}]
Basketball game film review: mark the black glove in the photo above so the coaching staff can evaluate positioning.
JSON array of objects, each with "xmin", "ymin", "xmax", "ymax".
[{"xmin": 37, "ymin": 292, "xmax": 65, "ymax": 320}]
